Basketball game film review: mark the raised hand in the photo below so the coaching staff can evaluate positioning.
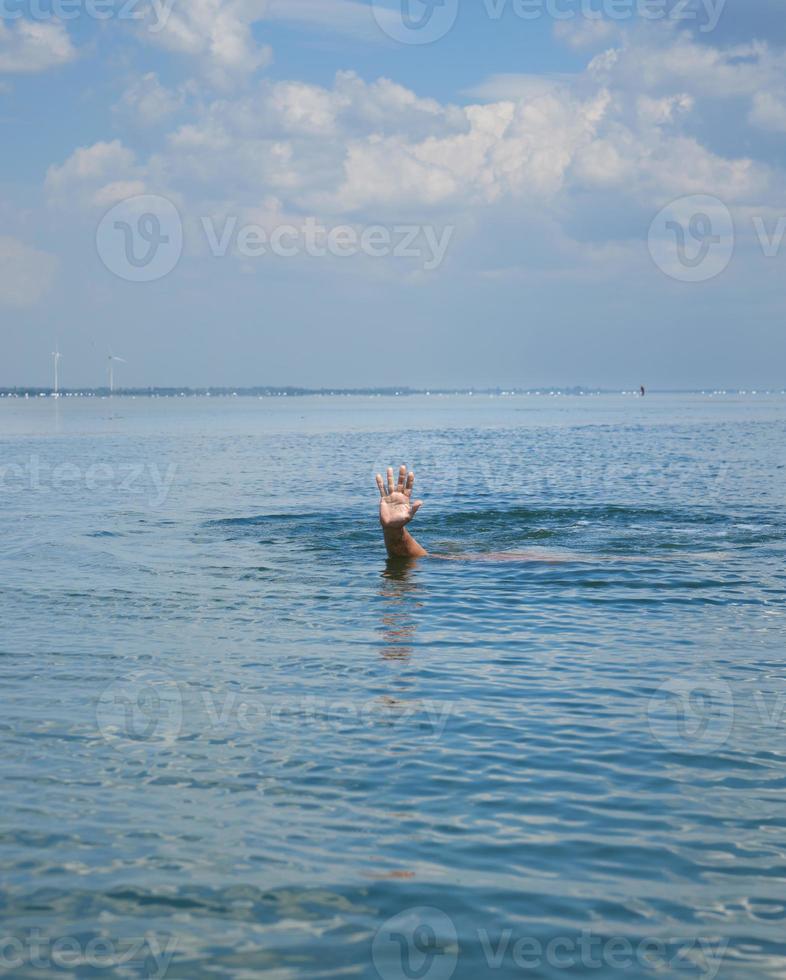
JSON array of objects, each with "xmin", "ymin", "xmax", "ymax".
[{"xmin": 375, "ymin": 464, "xmax": 424, "ymax": 532}]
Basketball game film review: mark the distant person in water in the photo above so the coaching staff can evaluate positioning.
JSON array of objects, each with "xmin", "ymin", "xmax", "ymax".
[
  {"xmin": 375, "ymin": 464, "xmax": 567, "ymax": 562},
  {"xmin": 376, "ymin": 463, "xmax": 724, "ymax": 564},
  {"xmin": 640, "ymin": 385, "xmax": 646, "ymax": 397}
]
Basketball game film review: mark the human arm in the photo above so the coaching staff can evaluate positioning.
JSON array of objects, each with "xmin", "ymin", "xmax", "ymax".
[{"xmin": 375, "ymin": 465, "xmax": 427, "ymax": 558}]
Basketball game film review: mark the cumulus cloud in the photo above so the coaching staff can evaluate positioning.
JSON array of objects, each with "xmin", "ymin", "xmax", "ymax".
[
  {"xmin": 141, "ymin": 0, "xmax": 272, "ymax": 88},
  {"xmin": 636, "ymin": 93, "xmax": 694, "ymax": 126},
  {"xmin": 154, "ymin": 71, "xmax": 608, "ymax": 214},
  {"xmin": 42, "ymin": 24, "xmax": 785, "ymax": 283},
  {"xmin": 134, "ymin": 0, "xmax": 387, "ymax": 89},
  {"xmin": 45, "ymin": 140, "xmax": 147, "ymax": 207},
  {"xmin": 325, "ymin": 89, "xmax": 613, "ymax": 212},
  {"xmin": 0, "ymin": 19, "xmax": 76, "ymax": 73},
  {"xmin": 0, "ymin": 237, "xmax": 57, "ymax": 307},
  {"xmin": 144, "ymin": 44, "xmax": 770, "ymax": 221},
  {"xmin": 587, "ymin": 29, "xmax": 786, "ymax": 100},
  {"xmin": 116, "ymin": 72, "xmax": 191, "ymax": 125},
  {"xmin": 749, "ymin": 91, "xmax": 786, "ymax": 133}
]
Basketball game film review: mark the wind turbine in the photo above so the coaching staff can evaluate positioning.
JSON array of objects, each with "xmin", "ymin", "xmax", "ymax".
[
  {"xmin": 108, "ymin": 354, "xmax": 126, "ymax": 395},
  {"xmin": 51, "ymin": 348, "xmax": 62, "ymax": 398}
]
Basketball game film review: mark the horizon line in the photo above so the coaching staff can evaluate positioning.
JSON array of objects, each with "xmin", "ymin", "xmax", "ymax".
[{"xmin": 2, "ymin": 386, "xmax": 785, "ymax": 398}]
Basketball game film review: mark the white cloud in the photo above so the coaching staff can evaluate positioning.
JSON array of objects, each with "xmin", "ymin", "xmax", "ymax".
[
  {"xmin": 47, "ymin": 139, "xmax": 136, "ymax": 185},
  {"xmin": 587, "ymin": 28, "xmax": 786, "ymax": 101},
  {"xmin": 153, "ymin": 71, "xmax": 460, "ymax": 210},
  {"xmin": 572, "ymin": 135, "xmax": 633, "ymax": 187},
  {"xmin": 268, "ymin": 81, "xmax": 344, "ymax": 135},
  {"xmin": 41, "ymin": 25, "xmax": 784, "ymax": 281},
  {"xmin": 636, "ymin": 93, "xmax": 694, "ymax": 127},
  {"xmin": 142, "ymin": 0, "xmax": 272, "ymax": 87},
  {"xmin": 324, "ymin": 89, "xmax": 613, "ymax": 212},
  {"xmin": 116, "ymin": 72, "xmax": 190, "ymax": 125},
  {"xmin": 0, "ymin": 19, "xmax": 76, "ymax": 73},
  {"xmin": 0, "ymin": 237, "xmax": 57, "ymax": 307},
  {"xmin": 151, "ymin": 71, "xmax": 614, "ymax": 215},
  {"xmin": 749, "ymin": 91, "xmax": 786, "ymax": 133},
  {"xmin": 135, "ymin": 0, "xmax": 383, "ymax": 89},
  {"xmin": 45, "ymin": 140, "xmax": 147, "ymax": 207},
  {"xmin": 91, "ymin": 180, "xmax": 148, "ymax": 208}
]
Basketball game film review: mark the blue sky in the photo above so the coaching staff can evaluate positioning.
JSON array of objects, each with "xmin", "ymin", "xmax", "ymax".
[{"xmin": 2, "ymin": 0, "xmax": 786, "ymax": 388}]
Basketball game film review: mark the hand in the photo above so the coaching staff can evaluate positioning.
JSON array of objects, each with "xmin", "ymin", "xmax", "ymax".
[{"xmin": 376, "ymin": 465, "xmax": 423, "ymax": 530}]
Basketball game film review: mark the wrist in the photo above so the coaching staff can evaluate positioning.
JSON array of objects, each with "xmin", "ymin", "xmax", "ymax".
[
  {"xmin": 382, "ymin": 524, "xmax": 427, "ymax": 558},
  {"xmin": 382, "ymin": 523, "xmax": 407, "ymax": 536}
]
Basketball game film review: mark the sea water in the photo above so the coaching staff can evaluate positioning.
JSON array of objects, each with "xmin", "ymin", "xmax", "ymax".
[{"xmin": 1, "ymin": 394, "xmax": 785, "ymax": 978}]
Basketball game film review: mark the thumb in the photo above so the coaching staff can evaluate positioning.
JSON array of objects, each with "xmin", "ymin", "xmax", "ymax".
[{"xmin": 410, "ymin": 499, "xmax": 423, "ymax": 515}]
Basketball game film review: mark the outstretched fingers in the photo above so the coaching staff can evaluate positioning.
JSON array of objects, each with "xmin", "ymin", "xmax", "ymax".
[{"xmin": 378, "ymin": 464, "xmax": 417, "ymax": 499}]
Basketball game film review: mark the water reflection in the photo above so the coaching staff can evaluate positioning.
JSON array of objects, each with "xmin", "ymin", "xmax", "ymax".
[{"xmin": 377, "ymin": 558, "xmax": 422, "ymax": 660}]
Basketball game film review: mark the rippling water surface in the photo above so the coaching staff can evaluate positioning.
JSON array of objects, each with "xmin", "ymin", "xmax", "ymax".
[{"xmin": 1, "ymin": 394, "xmax": 785, "ymax": 979}]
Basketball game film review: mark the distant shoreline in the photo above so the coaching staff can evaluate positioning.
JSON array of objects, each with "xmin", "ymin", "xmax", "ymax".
[{"xmin": 1, "ymin": 386, "xmax": 784, "ymax": 399}]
